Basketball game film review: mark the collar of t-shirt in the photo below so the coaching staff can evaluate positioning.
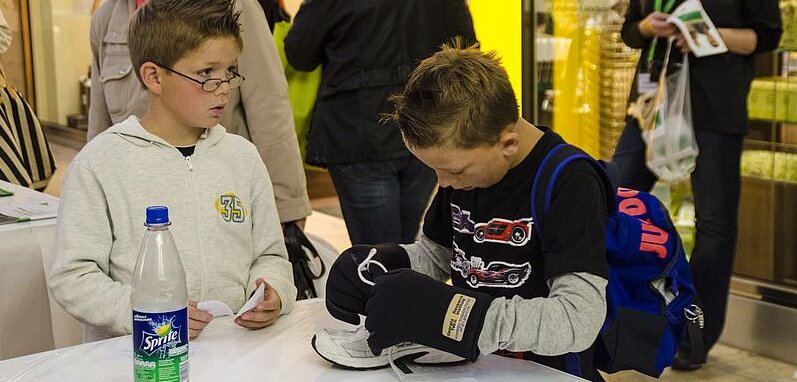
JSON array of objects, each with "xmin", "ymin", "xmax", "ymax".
[
  {"xmin": 492, "ymin": 126, "xmax": 562, "ymax": 189},
  {"xmin": 176, "ymin": 145, "xmax": 195, "ymax": 157}
]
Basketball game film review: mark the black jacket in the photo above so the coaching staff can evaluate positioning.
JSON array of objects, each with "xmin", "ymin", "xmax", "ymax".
[
  {"xmin": 284, "ymin": 0, "xmax": 476, "ymax": 165},
  {"xmin": 622, "ymin": 0, "xmax": 782, "ymax": 134}
]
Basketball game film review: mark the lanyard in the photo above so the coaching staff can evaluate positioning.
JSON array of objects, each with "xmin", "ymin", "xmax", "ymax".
[{"xmin": 646, "ymin": 0, "xmax": 678, "ymax": 64}]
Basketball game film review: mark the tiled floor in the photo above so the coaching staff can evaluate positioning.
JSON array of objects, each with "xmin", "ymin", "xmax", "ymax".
[{"xmin": 42, "ymin": 142, "xmax": 797, "ymax": 381}]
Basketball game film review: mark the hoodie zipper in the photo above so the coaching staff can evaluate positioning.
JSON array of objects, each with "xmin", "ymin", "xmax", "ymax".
[{"xmin": 185, "ymin": 154, "xmax": 208, "ymax": 301}]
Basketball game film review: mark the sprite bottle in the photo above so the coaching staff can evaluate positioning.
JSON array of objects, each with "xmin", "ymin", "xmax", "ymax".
[{"xmin": 132, "ymin": 206, "xmax": 189, "ymax": 382}]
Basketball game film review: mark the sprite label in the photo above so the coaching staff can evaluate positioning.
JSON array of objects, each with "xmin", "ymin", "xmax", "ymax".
[{"xmin": 133, "ymin": 308, "xmax": 189, "ymax": 382}]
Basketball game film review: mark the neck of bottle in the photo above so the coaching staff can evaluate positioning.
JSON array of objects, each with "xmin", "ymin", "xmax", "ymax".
[{"xmin": 146, "ymin": 223, "xmax": 171, "ymax": 231}]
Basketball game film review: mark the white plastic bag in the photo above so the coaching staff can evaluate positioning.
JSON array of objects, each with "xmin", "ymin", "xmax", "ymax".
[{"xmin": 644, "ymin": 38, "xmax": 699, "ymax": 183}]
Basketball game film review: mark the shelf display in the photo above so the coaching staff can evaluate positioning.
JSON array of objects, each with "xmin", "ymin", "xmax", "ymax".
[
  {"xmin": 735, "ymin": 45, "xmax": 797, "ymax": 288},
  {"xmin": 534, "ymin": 0, "xmax": 637, "ymax": 160},
  {"xmin": 748, "ymin": 76, "xmax": 797, "ymax": 123}
]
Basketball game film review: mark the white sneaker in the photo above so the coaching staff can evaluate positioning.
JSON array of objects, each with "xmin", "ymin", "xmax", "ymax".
[{"xmin": 311, "ymin": 326, "xmax": 465, "ymax": 369}]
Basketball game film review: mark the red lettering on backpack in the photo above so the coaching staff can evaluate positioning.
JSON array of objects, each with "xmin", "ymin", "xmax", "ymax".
[
  {"xmin": 640, "ymin": 242, "xmax": 668, "ymax": 259},
  {"xmin": 641, "ymin": 223, "xmax": 668, "ymax": 244},
  {"xmin": 619, "ymin": 198, "xmax": 647, "ymax": 217},
  {"xmin": 640, "ymin": 222, "xmax": 669, "ymax": 259},
  {"xmin": 617, "ymin": 188, "xmax": 639, "ymax": 198}
]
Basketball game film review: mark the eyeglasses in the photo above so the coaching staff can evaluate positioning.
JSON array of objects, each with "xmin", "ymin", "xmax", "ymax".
[{"xmin": 157, "ymin": 64, "xmax": 245, "ymax": 92}]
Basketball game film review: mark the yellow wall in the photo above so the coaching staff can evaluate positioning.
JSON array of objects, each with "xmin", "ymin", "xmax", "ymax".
[
  {"xmin": 551, "ymin": 0, "xmax": 601, "ymax": 157},
  {"xmin": 468, "ymin": 0, "xmax": 523, "ymax": 110}
]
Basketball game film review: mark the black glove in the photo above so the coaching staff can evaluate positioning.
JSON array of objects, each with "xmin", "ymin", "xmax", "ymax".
[
  {"xmin": 365, "ymin": 268, "xmax": 494, "ymax": 362},
  {"xmin": 325, "ymin": 244, "xmax": 411, "ymax": 325}
]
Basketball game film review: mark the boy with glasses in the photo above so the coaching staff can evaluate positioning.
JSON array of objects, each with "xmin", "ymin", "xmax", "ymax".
[
  {"xmin": 88, "ymin": 0, "xmax": 311, "ymax": 234},
  {"xmin": 48, "ymin": 0, "xmax": 296, "ymax": 342}
]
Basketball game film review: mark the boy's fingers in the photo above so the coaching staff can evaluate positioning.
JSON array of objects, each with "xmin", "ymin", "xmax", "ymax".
[
  {"xmin": 236, "ymin": 310, "xmax": 279, "ymax": 328},
  {"xmin": 255, "ymin": 298, "xmax": 280, "ymax": 311},
  {"xmin": 188, "ymin": 305, "xmax": 214, "ymax": 323},
  {"xmin": 189, "ymin": 327, "xmax": 203, "ymax": 339}
]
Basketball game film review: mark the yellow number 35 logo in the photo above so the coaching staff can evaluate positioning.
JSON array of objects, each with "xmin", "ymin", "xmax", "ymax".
[{"xmin": 215, "ymin": 193, "xmax": 247, "ymax": 223}]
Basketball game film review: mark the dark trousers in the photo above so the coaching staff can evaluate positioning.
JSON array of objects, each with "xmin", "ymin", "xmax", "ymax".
[
  {"xmin": 328, "ymin": 156, "xmax": 437, "ymax": 245},
  {"xmin": 610, "ymin": 117, "xmax": 745, "ymax": 355}
]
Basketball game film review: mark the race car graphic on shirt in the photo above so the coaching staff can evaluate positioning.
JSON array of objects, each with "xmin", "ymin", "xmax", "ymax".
[
  {"xmin": 450, "ymin": 204, "xmax": 476, "ymax": 234},
  {"xmin": 450, "ymin": 250, "xmax": 532, "ymax": 288},
  {"xmin": 450, "ymin": 242, "xmax": 471, "ymax": 277},
  {"xmin": 473, "ymin": 217, "xmax": 533, "ymax": 246}
]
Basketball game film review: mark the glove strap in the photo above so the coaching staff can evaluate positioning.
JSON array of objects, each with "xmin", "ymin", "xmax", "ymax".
[{"xmin": 357, "ymin": 248, "xmax": 389, "ymax": 286}]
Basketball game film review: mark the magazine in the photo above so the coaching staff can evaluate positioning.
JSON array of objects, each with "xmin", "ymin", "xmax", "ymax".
[
  {"xmin": 0, "ymin": 181, "xmax": 58, "ymax": 224},
  {"xmin": 667, "ymin": 0, "xmax": 727, "ymax": 57}
]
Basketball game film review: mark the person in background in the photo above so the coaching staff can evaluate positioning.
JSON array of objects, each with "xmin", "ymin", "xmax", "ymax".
[
  {"xmin": 612, "ymin": 0, "xmax": 782, "ymax": 370},
  {"xmin": 0, "ymin": 9, "xmax": 12, "ymax": 54},
  {"xmin": 284, "ymin": 0, "xmax": 476, "ymax": 245},
  {"xmin": 257, "ymin": 0, "xmax": 289, "ymax": 32},
  {"xmin": 88, "ymin": 0, "xmax": 311, "ymax": 230},
  {"xmin": 49, "ymin": 0, "xmax": 296, "ymax": 342}
]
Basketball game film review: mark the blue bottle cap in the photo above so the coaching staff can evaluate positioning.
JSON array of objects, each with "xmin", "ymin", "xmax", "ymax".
[{"xmin": 145, "ymin": 206, "xmax": 170, "ymax": 225}]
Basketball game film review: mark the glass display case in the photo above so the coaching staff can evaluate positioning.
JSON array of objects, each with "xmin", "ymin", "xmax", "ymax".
[
  {"xmin": 530, "ymin": 0, "xmax": 638, "ymax": 160},
  {"xmin": 735, "ymin": 47, "xmax": 797, "ymax": 293}
]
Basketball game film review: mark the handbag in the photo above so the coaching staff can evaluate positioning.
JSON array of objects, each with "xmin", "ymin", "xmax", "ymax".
[
  {"xmin": 0, "ymin": 64, "xmax": 56, "ymax": 190},
  {"xmin": 283, "ymin": 222, "xmax": 328, "ymax": 300}
]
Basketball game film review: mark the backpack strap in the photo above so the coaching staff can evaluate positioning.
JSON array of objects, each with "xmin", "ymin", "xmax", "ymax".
[{"xmin": 530, "ymin": 143, "xmax": 615, "ymax": 242}]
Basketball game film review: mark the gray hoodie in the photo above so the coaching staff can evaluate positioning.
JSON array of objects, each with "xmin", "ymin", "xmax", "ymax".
[{"xmin": 49, "ymin": 116, "xmax": 297, "ymax": 341}]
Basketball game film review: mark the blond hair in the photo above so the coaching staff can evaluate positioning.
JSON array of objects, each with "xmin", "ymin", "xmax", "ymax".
[{"xmin": 388, "ymin": 41, "xmax": 519, "ymax": 149}]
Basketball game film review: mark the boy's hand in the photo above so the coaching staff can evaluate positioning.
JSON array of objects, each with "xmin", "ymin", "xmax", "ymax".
[
  {"xmin": 365, "ymin": 269, "xmax": 494, "ymax": 362},
  {"xmin": 188, "ymin": 301, "xmax": 214, "ymax": 339},
  {"xmin": 235, "ymin": 278, "xmax": 282, "ymax": 330},
  {"xmin": 326, "ymin": 244, "xmax": 411, "ymax": 325}
]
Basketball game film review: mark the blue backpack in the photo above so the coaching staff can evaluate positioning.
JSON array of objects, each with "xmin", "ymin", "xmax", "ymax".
[{"xmin": 530, "ymin": 143, "xmax": 704, "ymax": 377}]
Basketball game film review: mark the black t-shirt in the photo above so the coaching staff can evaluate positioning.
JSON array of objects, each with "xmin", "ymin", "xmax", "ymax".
[{"xmin": 422, "ymin": 129, "xmax": 609, "ymax": 374}]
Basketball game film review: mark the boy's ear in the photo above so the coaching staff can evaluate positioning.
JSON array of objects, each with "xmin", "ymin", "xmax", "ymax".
[
  {"xmin": 140, "ymin": 62, "xmax": 163, "ymax": 94},
  {"xmin": 498, "ymin": 127, "xmax": 520, "ymax": 157}
]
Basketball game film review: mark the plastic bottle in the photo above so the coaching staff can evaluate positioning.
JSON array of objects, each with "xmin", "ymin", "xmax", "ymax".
[{"xmin": 132, "ymin": 206, "xmax": 189, "ymax": 382}]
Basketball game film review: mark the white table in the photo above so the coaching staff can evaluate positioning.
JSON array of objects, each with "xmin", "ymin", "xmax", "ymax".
[
  {"xmin": 0, "ymin": 181, "xmax": 70, "ymax": 360},
  {"xmin": 0, "ymin": 299, "xmax": 585, "ymax": 381},
  {"xmin": 0, "ymin": 196, "xmax": 351, "ymax": 361}
]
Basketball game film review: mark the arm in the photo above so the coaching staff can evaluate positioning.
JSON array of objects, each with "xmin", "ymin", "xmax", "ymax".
[
  {"xmin": 284, "ymin": 0, "xmax": 329, "ymax": 71},
  {"xmin": 478, "ymin": 272, "xmax": 607, "ymax": 355},
  {"xmin": 737, "ymin": 0, "xmax": 783, "ymax": 55},
  {"xmin": 717, "ymin": 28, "xmax": 758, "ymax": 55},
  {"xmin": 48, "ymin": 160, "xmax": 131, "ymax": 335},
  {"xmin": 237, "ymin": 0, "xmax": 311, "ymax": 224},
  {"xmin": 246, "ymin": 152, "xmax": 297, "ymax": 316},
  {"xmin": 478, "ymin": 163, "xmax": 610, "ymax": 355},
  {"xmin": 401, "ymin": 187, "xmax": 454, "ymax": 281},
  {"xmin": 622, "ymin": 0, "xmax": 653, "ymax": 49},
  {"xmin": 87, "ymin": 6, "xmax": 114, "ymax": 141},
  {"xmin": 401, "ymin": 234, "xmax": 453, "ymax": 282}
]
